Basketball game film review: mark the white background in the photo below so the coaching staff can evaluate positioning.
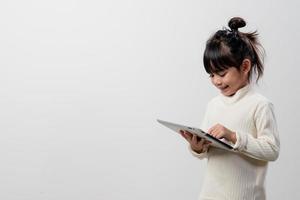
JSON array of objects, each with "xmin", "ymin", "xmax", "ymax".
[{"xmin": 0, "ymin": 0, "xmax": 299, "ymax": 199}]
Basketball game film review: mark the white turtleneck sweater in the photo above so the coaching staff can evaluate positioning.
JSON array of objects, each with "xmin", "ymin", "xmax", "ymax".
[{"xmin": 189, "ymin": 85, "xmax": 280, "ymax": 200}]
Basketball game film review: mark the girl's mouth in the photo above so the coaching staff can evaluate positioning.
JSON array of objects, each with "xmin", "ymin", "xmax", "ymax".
[{"xmin": 219, "ymin": 86, "xmax": 229, "ymax": 91}]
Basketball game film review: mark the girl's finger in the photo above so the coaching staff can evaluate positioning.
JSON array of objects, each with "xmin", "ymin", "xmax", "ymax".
[
  {"xmin": 198, "ymin": 137, "xmax": 205, "ymax": 146},
  {"xmin": 208, "ymin": 124, "xmax": 217, "ymax": 134},
  {"xmin": 208, "ymin": 127, "xmax": 213, "ymax": 134},
  {"xmin": 184, "ymin": 131, "xmax": 192, "ymax": 143},
  {"xmin": 204, "ymin": 140, "xmax": 211, "ymax": 145},
  {"xmin": 180, "ymin": 132, "xmax": 187, "ymax": 140},
  {"xmin": 180, "ymin": 130, "xmax": 191, "ymax": 142},
  {"xmin": 192, "ymin": 134, "xmax": 198, "ymax": 144},
  {"xmin": 210, "ymin": 128, "xmax": 218, "ymax": 137}
]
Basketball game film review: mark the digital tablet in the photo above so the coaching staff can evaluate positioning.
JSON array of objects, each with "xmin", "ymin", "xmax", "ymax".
[{"xmin": 157, "ymin": 119, "xmax": 234, "ymax": 151}]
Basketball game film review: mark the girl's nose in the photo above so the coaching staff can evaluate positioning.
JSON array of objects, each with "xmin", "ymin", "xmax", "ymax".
[{"xmin": 213, "ymin": 77, "xmax": 222, "ymax": 86}]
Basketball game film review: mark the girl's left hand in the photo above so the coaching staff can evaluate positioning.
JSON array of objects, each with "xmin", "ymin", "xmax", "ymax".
[{"xmin": 208, "ymin": 124, "xmax": 237, "ymax": 144}]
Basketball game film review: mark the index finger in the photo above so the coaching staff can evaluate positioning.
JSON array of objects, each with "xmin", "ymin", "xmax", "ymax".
[
  {"xmin": 180, "ymin": 130, "xmax": 192, "ymax": 142},
  {"xmin": 208, "ymin": 124, "xmax": 218, "ymax": 134}
]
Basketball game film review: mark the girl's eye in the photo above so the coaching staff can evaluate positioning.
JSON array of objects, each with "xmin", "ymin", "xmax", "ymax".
[
  {"xmin": 209, "ymin": 71, "xmax": 226, "ymax": 78},
  {"xmin": 218, "ymin": 71, "xmax": 227, "ymax": 77}
]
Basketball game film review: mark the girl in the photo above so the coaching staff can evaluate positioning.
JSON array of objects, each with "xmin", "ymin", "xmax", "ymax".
[{"xmin": 180, "ymin": 17, "xmax": 280, "ymax": 200}]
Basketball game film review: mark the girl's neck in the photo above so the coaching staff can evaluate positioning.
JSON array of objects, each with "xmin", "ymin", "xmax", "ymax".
[
  {"xmin": 228, "ymin": 83, "xmax": 249, "ymax": 97},
  {"xmin": 220, "ymin": 84, "xmax": 252, "ymax": 104}
]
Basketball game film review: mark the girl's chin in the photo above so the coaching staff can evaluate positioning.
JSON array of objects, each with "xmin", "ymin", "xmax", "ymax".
[
  {"xmin": 222, "ymin": 92, "xmax": 231, "ymax": 96},
  {"xmin": 221, "ymin": 87, "xmax": 235, "ymax": 96}
]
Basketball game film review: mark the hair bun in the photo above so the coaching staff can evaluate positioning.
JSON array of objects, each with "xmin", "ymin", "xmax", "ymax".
[{"xmin": 228, "ymin": 17, "xmax": 246, "ymax": 31}]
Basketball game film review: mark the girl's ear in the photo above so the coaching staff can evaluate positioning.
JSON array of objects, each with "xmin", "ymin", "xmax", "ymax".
[{"xmin": 241, "ymin": 59, "xmax": 251, "ymax": 74}]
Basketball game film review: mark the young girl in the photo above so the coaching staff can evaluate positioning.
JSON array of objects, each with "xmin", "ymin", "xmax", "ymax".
[{"xmin": 180, "ymin": 17, "xmax": 280, "ymax": 200}]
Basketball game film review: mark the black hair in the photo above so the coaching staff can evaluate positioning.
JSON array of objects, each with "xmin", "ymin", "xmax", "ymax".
[{"xmin": 203, "ymin": 17, "xmax": 265, "ymax": 82}]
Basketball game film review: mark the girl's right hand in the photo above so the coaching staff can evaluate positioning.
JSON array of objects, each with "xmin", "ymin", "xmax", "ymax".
[{"xmin": 180, "ymin": 130, "xmax": 210, "ymax": 154}]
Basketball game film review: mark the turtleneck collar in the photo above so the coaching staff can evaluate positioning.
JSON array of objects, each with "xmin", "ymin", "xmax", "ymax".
[{"xmin": 219, "ymin": 84, "xmax": 252, "ymax": 104}]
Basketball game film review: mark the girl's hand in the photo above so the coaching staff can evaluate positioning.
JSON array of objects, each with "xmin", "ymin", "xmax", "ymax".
[
  {"xmin": 208, "ymin": 124, "xmax": 237, "ymax": 143},
  {"xmin": 180, "ymin": 130, "xmax": 210, "ymax": 154}
]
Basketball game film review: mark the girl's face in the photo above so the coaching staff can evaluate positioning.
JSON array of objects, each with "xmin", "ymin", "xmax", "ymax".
[{"xmin": 210, "ymin": 60, "xmax": 250, "ymax": 96}]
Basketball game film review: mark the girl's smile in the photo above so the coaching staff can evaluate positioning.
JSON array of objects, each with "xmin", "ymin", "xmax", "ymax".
[{"xmin": 210, "ymin": 59, "xmax": 251, "ymax": 96}]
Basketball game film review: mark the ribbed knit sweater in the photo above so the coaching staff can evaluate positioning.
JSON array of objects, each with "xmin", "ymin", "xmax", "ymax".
[{"xmin": 189, "ymin": 84, "xmax": 280, "ymax": 200}]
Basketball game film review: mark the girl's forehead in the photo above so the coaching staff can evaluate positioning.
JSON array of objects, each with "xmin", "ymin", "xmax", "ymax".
[
  {"xmin": 212, "ymin": 67, "xmax": 236, "ymax": 74},
  {"xmin": 208, "ymin": 62, "xmax": 230, "ymax": 73}
]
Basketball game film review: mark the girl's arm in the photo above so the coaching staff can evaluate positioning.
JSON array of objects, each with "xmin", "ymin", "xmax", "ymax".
[{"xmin": 233, "ymin": 102, "xmax": 280, "ymax": 161}]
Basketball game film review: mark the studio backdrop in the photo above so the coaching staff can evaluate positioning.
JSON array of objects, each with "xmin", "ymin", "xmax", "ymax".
[{"xmin": 0, "ymin": 0, "xmax": 299, "ymax": 199}]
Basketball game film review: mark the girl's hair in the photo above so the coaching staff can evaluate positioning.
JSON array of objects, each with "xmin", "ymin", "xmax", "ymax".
[{"xmin": 203, "ymin": 17, "xmax": 265, "ymax": 82}]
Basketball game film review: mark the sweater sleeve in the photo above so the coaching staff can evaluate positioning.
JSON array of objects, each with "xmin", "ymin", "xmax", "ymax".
[
  {"xmin": 233, "ymin": 102, "xmax": 280, "ymax": 161},
  {"xmin": 188, "ymin": 103, "xmax": 211, "ymax": 159},
  {"xmin": 188, "ymin": 145, "xmax": 208, "ymax": 159}
]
